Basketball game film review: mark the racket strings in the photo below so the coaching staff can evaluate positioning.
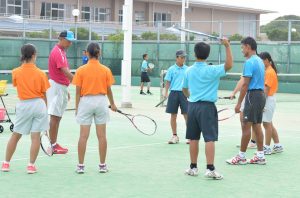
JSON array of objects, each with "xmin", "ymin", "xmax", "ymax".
[
  {"xmin": 132, "ymin": 115, "xmax": 157, "ymax": 135},
  {"xmin": 40, "ymin": 133, "xmax": 53, "ymax": 156},
  {"xmin": 218, "ymin": 108, "xmax": 236, "ymax": 121}
]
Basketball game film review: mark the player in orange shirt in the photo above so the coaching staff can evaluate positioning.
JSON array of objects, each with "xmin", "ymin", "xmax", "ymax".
[
  {"xmin": 259, "ymin": 52, "xmax": 283, "ymax": 155},
  {"xmin": 1, "ymin": 44, "xmax": 50, "ymax": 174},
  {"xmin": 72, "ymin": 42, "xmax": 117, "ymax": 174}
]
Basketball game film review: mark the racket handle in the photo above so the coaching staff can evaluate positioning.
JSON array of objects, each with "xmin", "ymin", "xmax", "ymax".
[{"xmin": 108, "ymin": 105, "xmax": 122, "ymax": 113}]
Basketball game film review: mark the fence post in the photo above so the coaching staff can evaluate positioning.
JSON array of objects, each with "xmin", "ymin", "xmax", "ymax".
[
  {"xmin": 218, "ymin": 21, "xmax": 223, "ymax": 64},
  {"xmin": 287, "ymin": 20, "xmax": 291, "ymax": 73}
]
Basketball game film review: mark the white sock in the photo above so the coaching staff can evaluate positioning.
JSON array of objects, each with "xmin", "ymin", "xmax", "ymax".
[
  {"xmin": 238, "ymin": 151, "xmax": 246, "ymax": 158},
  {"xmin": 28, "ymin": 163, "xmax": 34, "ymax": 166},
  {"xmin": 274, "ymin": 143, "xmax": 281, "ymax": 147},
  {"xmin": 256, "ymin": 151, "xmax": 264, "ymax": 158},
  {"xmin": 52, "ymin": 143, "xmax": 57, "ymax": 147},
  {"xmin": 264, "ymin": 145, "xmax": 271, "ymax": 149}
]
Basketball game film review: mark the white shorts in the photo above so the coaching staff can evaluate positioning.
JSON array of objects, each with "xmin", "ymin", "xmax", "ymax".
[
  {"xmin": 14, "ymin": 98, "xmax": 49, "ymax": 135},
  {"xmin": 262, "ymin": 96, "xmax": 276, "ymax": 123},
  {"xmin": 76, "ymin": 95, "xmax": 110, "ymax": 125},
  {"xmin": 47, "ymin": 79, "xmax": 68, "ymax": 117}
]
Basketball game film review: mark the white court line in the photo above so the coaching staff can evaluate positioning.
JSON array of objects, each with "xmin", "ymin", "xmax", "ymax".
[
  {"xmin": 11, "ymin": 142, "xmax": 166, "ymax": 162},
  {"xmin": 6, "ymin": 133, "xmax": 300, "ymax": 162}
]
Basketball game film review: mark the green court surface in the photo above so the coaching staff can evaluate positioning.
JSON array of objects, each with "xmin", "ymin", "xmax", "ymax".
[{"xmin": 0, "ymin": 85, "xmax": 299, "ymax": 198}]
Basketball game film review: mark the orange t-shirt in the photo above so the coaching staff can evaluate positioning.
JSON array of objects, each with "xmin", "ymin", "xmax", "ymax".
[
  {"xmin": 12, "ymin": 63, "xmax": 50, "ymax": 100},
  {"xmin": 72, "ymin": 59, "xmax": 115, "ymax": 96},
  {"xmin": 264, "ymin": 66, "xmax": 278, "ymax": 96}
]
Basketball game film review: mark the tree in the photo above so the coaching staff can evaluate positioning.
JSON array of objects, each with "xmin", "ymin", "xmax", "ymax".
[
  {"xmin": 260, "ymin": 15, "xmax": 300, "ymax": 41},
  {"xmin": 69, "ymin": 27, "xmax": 99, "ymax": 40},
  {"xmin": 229, "ymin": 33, "xmax": 243, "ymax": 41}
]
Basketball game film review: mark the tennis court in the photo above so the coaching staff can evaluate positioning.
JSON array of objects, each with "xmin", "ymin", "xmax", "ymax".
[{"xmin": 0, "ymin": 84, "xmax": 299, "ymax": 198}]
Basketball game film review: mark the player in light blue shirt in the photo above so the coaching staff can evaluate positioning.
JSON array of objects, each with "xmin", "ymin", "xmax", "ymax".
[
  {"xmin": 139, "ymin": 54, "xmax": 152, "ymax": 95},
  {"xmin": 164, "ymin": 50, "xmax": 188, "ymax": 144},
  {"xmin": 182, "ymin": 40, "xmax": 232, "ymax": 179},
  {"xmin": 226, "ymin": 37, "xmax": 267, "ymax": 166}
]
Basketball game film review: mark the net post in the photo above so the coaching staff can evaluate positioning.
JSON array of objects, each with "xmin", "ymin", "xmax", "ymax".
[{"xmin": 160, "ymin": 70, "xmax": 167, "ymax": 107}]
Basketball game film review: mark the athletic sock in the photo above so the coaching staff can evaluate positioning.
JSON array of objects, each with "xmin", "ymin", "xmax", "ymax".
[
  {"xmin": 207, "ymin": 164, "xmax": 215, "ymax": 171},
  {"xmin": 256, "ymin": 151, "xmax": 264, "ymax": 158},
  {"xmin": 190, "ymin": 163, "xmax": 197, "ymax": 169},
  {"xmin": 239, "ymin": 151, "xmax": 246, "ymax": 159}
]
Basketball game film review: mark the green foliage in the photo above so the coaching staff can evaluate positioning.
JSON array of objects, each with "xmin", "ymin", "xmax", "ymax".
[
  {"xmin": 69, "ymin": 27, "xmax": 99, "ymax": 40},
  {"xmin": 141, "ymin": 31, "xmax": 178, "ymax": 40},
  {"xmin": 229, "ymin": 33, "xmax": 243, "ymax": 41},
  {"xmin": 260, "ymin": 15, "xmax": 300, "ymax": 41},
  {"xmin": 141, "ymin": 31, "xmax": 157, "ymax": 40},
  {"xmin": 107, "ymin": 30, "xmax": 139, "ymax": 41},
  {"xmin": 26, "ymin": 29, "xmax": 57, "ymax": 39},
  {"xmin": 160, "ymin": 33, "xmax": 179, "ymax": 40}
]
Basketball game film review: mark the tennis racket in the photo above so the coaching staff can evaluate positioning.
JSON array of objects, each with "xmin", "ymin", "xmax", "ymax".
[
  {"xmin": 148, "ymin": 63, "xmax": 155, "ymax": 69},
  {"xmin": 40, "ymin": 131, "xmax": 53, "ymax": 156},
  {"xmin": 218, "ymin": 96, "xmax": 235, "ymax": 99},
  {"xmin": 218, "ymin": 108, "xmax": 236, "ymax": 121},
  {"xmin": 168, "ymin": 25, "xmax": 222, "ymax": 40},
  {"xmin": 155, "ymin": 98, "xmax": 167, "ymax": 107},
  {"xmin": 110, "ymin": 106, "xmax": 157, "ymax": 136}
]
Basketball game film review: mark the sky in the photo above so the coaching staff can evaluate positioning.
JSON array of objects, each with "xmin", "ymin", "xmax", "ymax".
[{"xmin": 195, "ymin": 0, "xmax": 299, "ymax": 24}]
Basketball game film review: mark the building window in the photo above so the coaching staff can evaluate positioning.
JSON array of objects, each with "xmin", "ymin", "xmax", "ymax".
[
  {"xmin": 118, "ymin": 9, "xmax": 122, "ymax": 23},
  {"xmin": 154, "ymin": 12, "xmax": 171, "ymax": 27},
  {"xmin": 135, "ymin": 11, "xmax": 144, "ymax": 24},
  {"xmin": 40, "ymin": 2, "xmax": 64, "ymax": 20},
  {"xmin": 94, "ymin": 8, "xmax": 111, "ymax": 22},
  {"xmin": 7, "ymin": 0, "xmax": 22, "ymax": 15},
  {"xmin": 81, "ymin": 6, "xmax": 90, "ymax": 21}
]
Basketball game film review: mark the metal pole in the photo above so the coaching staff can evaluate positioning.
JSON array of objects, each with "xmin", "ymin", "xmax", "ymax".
[
  {"xmin": 75, "ymin": 16, "xmax": 78, "ymax": 40},
  {"xmin": 89, "ymin": 20, "xmax": 92, "ymax": 41},
  {"xmin": 181, "ymin": 0, "xmax": 186, "ymax": 43},
  {"xmin": 49, "ymin": 20, "xmax": 52, "ymax": 40},
  {"xmin": 287, "ymin": 20, "xmax": 291, "ymax": 73},
  {"xmin": 218, "ymin": 21, "xmax": 223, "ymax": 64}
]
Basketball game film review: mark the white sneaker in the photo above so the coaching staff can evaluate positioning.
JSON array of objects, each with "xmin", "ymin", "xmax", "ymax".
[
  {"xmin": 185, "ymin": 167, "xmax": 198, "ymax": 176},
  {"xmin": 264, "ymin": 146, "xmax": 272, "ymax": 155},
  {"xmin": 248, "ymin": 142, "xmax": 257, "ymax": 149},
  {"xmin": 272, "ymin": 145, "xmax": 283, "ymax": 154},
  {"xmin": 76, "ymin": 164, "xmax": 85, "ymax": 174},
  {"xmin": 205, "ymin": 169, "xmax": 223, "ymax": 180},
  {"xmin": 168, "ymin": 136, "xmax": 179, "ymax": 144},
  {"xmin": 99, "ymin": 164, "xmax": 108, "ymax": 173}
]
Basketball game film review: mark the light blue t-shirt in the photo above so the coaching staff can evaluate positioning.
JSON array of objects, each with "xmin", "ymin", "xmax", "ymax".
[
  {"xmin": 164, "ymin": 64, "xmax": 188, "ymax": 91},
  {"xmin": 141, "ymin": 60, "xmax": 148, "ymax": 72},
  {"xmin": 243, "ymin": 55, "xmax": 265, "ymax": 90},
  {"xmin": 182, "ymin": 62, "xmax": 226, "ymax": 102}
]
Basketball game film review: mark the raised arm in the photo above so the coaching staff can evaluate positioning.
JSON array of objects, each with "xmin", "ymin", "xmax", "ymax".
[{"xmin": 221, "ymin": 38, "xmax": 233, "ymax": 71}]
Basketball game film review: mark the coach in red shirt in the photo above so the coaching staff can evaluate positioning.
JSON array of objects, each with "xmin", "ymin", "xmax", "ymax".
[{"xmin": 47, "ymin": 30, "xmax": 75, "ymax": 154}]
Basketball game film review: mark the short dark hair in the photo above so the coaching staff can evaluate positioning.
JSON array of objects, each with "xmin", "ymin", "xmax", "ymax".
[
  {"xmin": 241, "ymin": 37, "xmax": 257, "ymax": 51},
  {"xmin": 194, "ymin": 42, "xmax": 210, "ymax": 60},
  {"xmin": 86, "ymin": 42, "xmax": 100, "ymax": 59},
  {"xmin": 143, "ymin": 54, "xmax": 148, "ymax": 59},
  {"xmin": 20, "ymin": 44, "xmax": 36, "ymax": 62}
]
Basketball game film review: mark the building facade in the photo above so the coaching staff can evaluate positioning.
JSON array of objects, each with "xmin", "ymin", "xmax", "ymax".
[{"xmin": 0, "ymin": 0, "xmax": 272, "ymax": 37}]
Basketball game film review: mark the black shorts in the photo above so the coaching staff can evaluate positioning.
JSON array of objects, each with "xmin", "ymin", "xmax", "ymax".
[
  {"xmin": 141, "ymin": 72, "xmax": 150, "ymax": 82},
  {"xmin": 243, "ymin": 90, "xmax": 266, "ymax": 124},
  {"xmin": 186, "ymin": 101, "xmax": 218, "ymax": 142},
  {"xmin": 166, "ymin": 91, "xmax": 188, "ymax": 114}
]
